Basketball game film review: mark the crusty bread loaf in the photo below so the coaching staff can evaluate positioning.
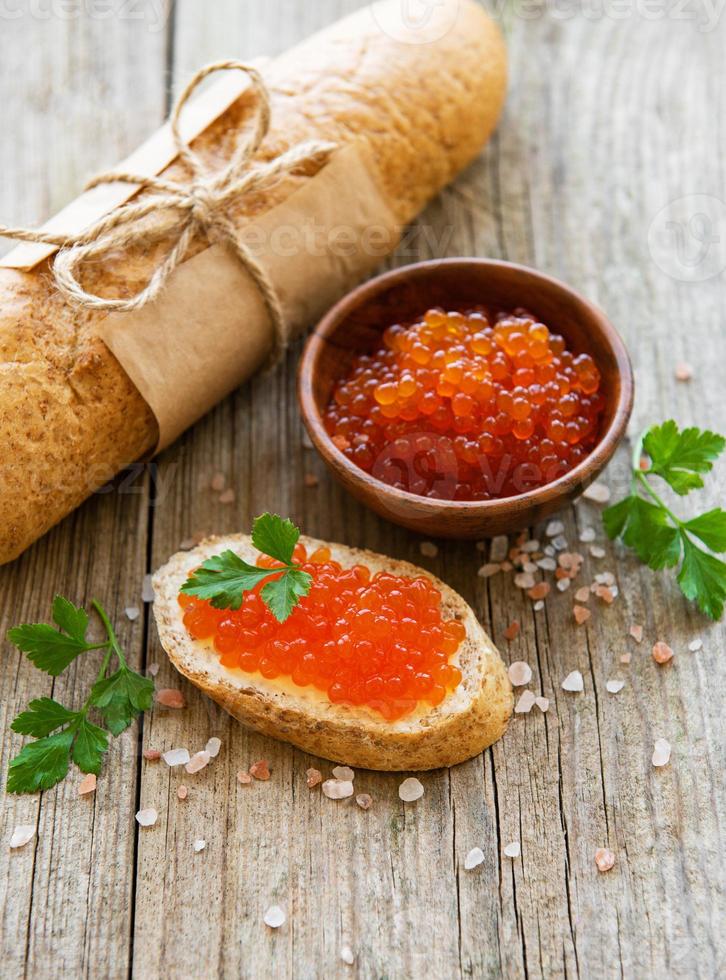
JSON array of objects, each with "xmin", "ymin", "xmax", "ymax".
[
  {"xmin": 0, "ymin": 0, "xmax": 507, "ymax": 564},
  {"xmin": 153, "ymin": 534, "xmax": 513, "ymax": 770}
]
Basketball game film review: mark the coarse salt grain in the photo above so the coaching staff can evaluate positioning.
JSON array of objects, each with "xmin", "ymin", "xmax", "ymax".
[
  {"xmin": 595, "ymin": 848, "xmax": 615, "ymax": 872},
  {"xmin": 535, "ymin": 696, "xmax": 549, "ymax": 712},
  {"xmin": 546, "ymin": 520, "xmax": 564, "ymax": 537},
  {"xmin": 210, "ymin": 472, "xmax": 226, "ymax": 491},
  {"xmin": 193, "ymin": 839, "xmax": 206, "ymax": 853},
  {"xmin": 508, "ymin": 661, "xmax": 533, "ymax": 686},
  {"xmin": 689, "ymin": 638, "xmax": 703, "ymax": 652},
  {"xmin": 503, "ymin": 621, "xmax": 520, "ymax": 642},
  {"xmin": 503, "ymin": 842, "xmax": 521, "ymax": 858},
  {"xmin": 237, "ymin": 771, "xmax": 252, "ymax": 785},
  {"xmin": 143, "ymin": 749, "xmax": 161, "ymax": 761},
  {"xmin": 135, "ymin": 808, "xmax": 158, "ymax": 828},
  {"xmin": 606, "ymin": 679, "xmax": 625, "ymax": 694},
  {"xmin": 322, "ymin": 779, "xmax": 354, "ymax": 800},
  {"xmin": 528, "ymin": 582, "xmax": 550, "ymax": 601},
  {"xmin": 125, "ymin": 605, "xmax": 140, "ymax": 621},
  {"xmin": 147, "ymin": 662, "xmax": 159, "ymax": 677},
  {"xmin": 205, "ymin": 737, "xmax": 222, "ymax": 758},
  {"xmin": 78, "ymin": 773, "xmax": 97, "ymax": 796},
  {"xmin": 652, "ymin": 641, "xmax": 674, "ymax": 665},
  {"xmin": 218, "ymin": 488, "xmax": 235, "ymax": 504},
  {"xmin": 478, "ymin": 563, "xmax": 500, "ymax": 578},
  {"xmin": 574, "ymin": 605, "xmax": 591, "ymax": 625},
  {"xmin": 155, "ymin": 688, "xmax": 185, "ymax": 709},
  {"xmin": 356, "ymin": 794, "xmax": 373, "ymax": 810},
  {"xmin": 534, "ymin": 600, "xmax": 545, "ymax": 611},
  {"xmin": 163, "ymin": 748, "xmax": 191, "ymax": 768},
  {"xmin": 398, "ymin": 777, "xmax": 424, "ymax": 803},
  {"xmin": 490, "ymin": 535, "xmax": 509, "ymax": 562},
  {"xmin": 464, "ymin": 847, "xmax": 485, "ymax": 870},
  {"xmin": 264, "ymin": 905, "xmax": 286, "ymax": 929},
  {"xmin": 340, "ymin": 945, "xmax": 356, "ymax": 965},
  {"xmin": 629, "ymin": 625, "xmax": 643, "ymax": 643},
  {"xmin": 595, "ymin": 586, "xmax": 615, "ymax": 604},
  {"xmin": 590, "ymin": 545, "xmax": 606, "ymax": 559},
  {"xmin": 332, "ymin": 765, "xmax": 355, "ymax": 781},
  {"xmin": 595, "ymin": 571, "xmax": 615, "ymax": 586},
  {"xmin": 9, "ymin": 825, "xmax": 35, "ymax": 849},
  {"xmin": 514, "ymin": 572, "xmax": 535, "ymax": 590},
  {"xmin": 675, "ymin": 362, "xmax": 693, "ymax": 381},
  {"xmin": 620, "ymin": 652, "xmax": 632, "ymax": 665},
  {"xmin": 562, "ymin": 670, "xmax": 584, "ymax": 692},
  {"xmin": 583, "ymin": 482, "xmax": 611, "ymax": 504},
  {"xmin": 552, "ymin": 534, "xmax": 568, "ymax": 551},
  {"xmin": 306, "ymin": 768, "xmax": 322, "ymax": 788},
  {"xmin": 574, "ymin": 586, "xmax": 590, "ymax": 603},
  {"xmin": 250, "ymin": 759, "xmax": 271, "ymax": 781},
  {"xmin": 557, "ymin": 578, "xmax": 571, "ymax": 592},
  {"xmin": 515, "ymin": 690, "xmax": 537, "ymax": 714},
  {"xmin": 304, "ymin": 473, "xmax": 319, "ymax": 488},
  {"xmin": 179, "ymin": 537, "xmax": 196, "ymax": 551},
  {"xmin": 185, "ymin": 750, "xmax": 211, "ymax": 774},
  {"xmin": 420, "ymin": 541, "xmax": 438, "ymax": 558},
  {"xmin": 141, "ymin": 575, "xmax": 155, "ymax": 603},
  {"xmin": 177, "ymin": 785, "xmax": 188, "ymax": 800},
  {"xmin": 537, "ymin": 557, "xmax": 557, "ymax": 571},
  {"xmin": 652, "ymin": 738, "xmax": 672, "ymax": 767},
  {"xmin": 579, "ymin": 527, "xmax": 596, "ymax": 543}
]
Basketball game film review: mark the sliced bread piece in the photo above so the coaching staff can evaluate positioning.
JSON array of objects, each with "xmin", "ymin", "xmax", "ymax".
[{"xmin": 152, "ymin": 534, "xmax": 512, "ymax": 771}]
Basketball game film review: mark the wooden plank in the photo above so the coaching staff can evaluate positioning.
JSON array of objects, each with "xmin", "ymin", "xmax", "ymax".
[{"xmin": 0, "ymin": 7, "xmax": 168, "ymax": 978}]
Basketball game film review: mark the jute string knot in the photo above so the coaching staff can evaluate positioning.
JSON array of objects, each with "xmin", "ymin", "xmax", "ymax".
[{"xmin": 0, "ymin": 60, "xmax": 338, "ymax": 361}]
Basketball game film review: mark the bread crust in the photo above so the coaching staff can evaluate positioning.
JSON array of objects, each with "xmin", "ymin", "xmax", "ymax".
[
  {"xmin": 153, "ymin": 534, "xmax": 513, "ymax": 771},
  {"xmin": 0, "ymin": 0, "xmax": 506, "ymax": 563}
]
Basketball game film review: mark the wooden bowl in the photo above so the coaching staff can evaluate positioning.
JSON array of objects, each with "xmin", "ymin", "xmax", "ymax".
[{"xmin": 298, "ymin": 259, "xmax": 634, "ymax": 538}]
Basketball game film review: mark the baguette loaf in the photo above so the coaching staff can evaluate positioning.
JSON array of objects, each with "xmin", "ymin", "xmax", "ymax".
[
  {"xmin": 153, "ymin": 534, "xmax": 513, "ymax": 770},
  {"xmin": 0, "ymin": 0, "xmax": 507, "ymax": 564}
]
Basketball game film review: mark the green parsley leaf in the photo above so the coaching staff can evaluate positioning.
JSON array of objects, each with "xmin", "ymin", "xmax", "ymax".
[
  {"xmin": 72, "ymin": 718, "xmax": 109, "ymax": 774},
  {"xmin": 261, "ymin": 567, "xmax": 312, "ymax": 622},
  {"xmin": 181, "ymin": 550, "xmax": 273, "ymax": 610},
  {"xmin": 11, "ymin": 698, "xmax": 78, "ymax": 738},
  {"xmin": 603, "ymin": 421, "xmax": 726, "ymax": 620},
  {"xmin": 7, "ymin": 623, "xmax": 92, "ymax": 676},
  {"xmin": 644, "ymin": 422, "xmax": 725, "ymax": 496},
  {"xmin": 6, "ymin": 729, "xmax": 75, "ymax": 794},
  {"xmin": 683, "ymin": 508, "xmax": 726, "ymax": 552},
  {"xmin": 678, "ymin": 535, "xmax": 726, "ymax": 621},
  {"xmin": 251, "ymin": 513, "xmax": 300, "ymax": 565},
  {"xmin": 90, "ymin": 667, "xmax": 155, "ymax": 735},
  {"xmin": 51, "ymin": 595, "xmax": 89, "ymax": 642}
]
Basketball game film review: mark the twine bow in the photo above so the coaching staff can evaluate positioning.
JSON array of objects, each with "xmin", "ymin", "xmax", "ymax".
[{"xmin": 0, "ymin": 60, "xmax": 338, "ymax": 359}]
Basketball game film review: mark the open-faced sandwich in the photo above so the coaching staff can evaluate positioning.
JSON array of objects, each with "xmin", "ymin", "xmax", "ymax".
[{"xmin": 152, "ymin": 515, "xmax": 512, "ymax": 770}]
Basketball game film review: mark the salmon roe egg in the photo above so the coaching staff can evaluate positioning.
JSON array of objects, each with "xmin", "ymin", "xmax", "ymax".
[
  {"xmin": 323, "ymin": 307, "xmax": 605, "ymax": 500},
  {"xmin": 178, "ymin": 542, "xmax": 464, "ymax": 721}
]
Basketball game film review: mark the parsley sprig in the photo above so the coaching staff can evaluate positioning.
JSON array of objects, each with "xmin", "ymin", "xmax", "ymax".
[
  {"xmin": 603, "ymin": 421, "xmax": 726, "ymax": 620},
  {"xmin": 181, "ymin": 513, "xmax": 312, "ymax": 621},
  {"xmin": 7, "ymin": 597, "xmax": 154, "ymax": 794}
]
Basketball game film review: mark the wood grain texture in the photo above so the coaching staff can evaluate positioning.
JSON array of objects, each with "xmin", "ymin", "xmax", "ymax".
[{"xmin": 2, "ymin": 1, "xmax": 726, "ymax": 978}]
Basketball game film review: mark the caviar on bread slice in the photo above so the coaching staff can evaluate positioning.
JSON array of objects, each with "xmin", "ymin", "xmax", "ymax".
[{"xmin": 152, "ymin": 533, "xmax": 513, "ymax": 771}]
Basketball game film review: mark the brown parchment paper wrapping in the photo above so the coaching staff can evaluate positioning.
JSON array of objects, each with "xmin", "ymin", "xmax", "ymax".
[{"xmin": 97, "ymin": 144, "xmax": 399, "ymax": 450}]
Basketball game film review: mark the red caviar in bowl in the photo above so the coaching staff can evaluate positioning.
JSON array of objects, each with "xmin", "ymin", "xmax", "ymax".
[
  {"xmin": 323, "ymin": 307, "xmax": 605, "ymax": 500},
  {"xmin": 178, "ymin": 543, "xmax": 464, "ymax": 721}
]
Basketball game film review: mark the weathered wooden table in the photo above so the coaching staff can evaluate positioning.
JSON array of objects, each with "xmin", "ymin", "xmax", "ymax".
[{"xmin": 1, "ymin": 2, "xmax": 724, "ymax": 977}]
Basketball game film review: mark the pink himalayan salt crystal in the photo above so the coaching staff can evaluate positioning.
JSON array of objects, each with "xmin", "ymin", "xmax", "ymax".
[
  {"xmin": 675, "ymin": 362, "xmax": 693, "ymax": 381},
  {"xmin": 503, "ymin": 841, "xmax": 521, "ymax": 858},
  {"xmin": 322, "ymin": 779, "xmax": 354, "ymax": 800},
  {"xmin": 515, "ymin": 691, "xmax": 537, "ymax": 714},
  {"xmin": 606, "ymin": 679, "xmax": 625, "ymax": 694},
  {"xmin": 629, "ymin": 625, "xmax": 644, "ymax": 643},
  {"xmin": 514, "ymin": 572, "xmax": 535, "ymax": 590},
  {"xmin": 574, "ymin": 605, "xmax": 591, "ymax": 625},
  {"xmin": 340, "ymin": 945, "xmax": 356, "ymax": 965},
  {"xmin": 562, "ymin": 670, "xmax": 584, "ymax": 693},
  {"xmin": 185, "ymin": 751, "xmax": 211, "ymax": 774},
  {"xmin": 478, "ymin": 563, "xmax": 501, "ymax": 578},
  {"xmin": 652, "ymin": 738, "xmax": 672, "ymax": 767},
  {"xmin": 306, "ymin": 768, "xmax": 322, "ymax": 788},
  {"xmin": 162, "ymin": 748, "xmax": 190, "ymax": 768},
  {"xmin": 535, "ymin": 696, "xmax": 549, "ymax": 712},
  {"xmin": 9, "ymin": 825, "xmax": 36, "ymax": 849},
  {"xmin": 210, "ymin": 472, "xmax": 226, "ymax": 491},
  {"xmin": 143, "ymin": 749, "xmax": 162, "ymax": 761},
  {"xmin": 620, "ymin": 652, "xmax": 632, "ymax": 665},
  {"xmin": 652, "ymin": 641, "xmax": 674, "ymax": 665},
  {"xmin": 205, "ymin": 737, "xmax": 222, "ymax": 758},
  {"xmin": 419, "ymin": 541, "xmax": 438, "ymax": 558},
  {"xmin": 78, "ymin": 773, "xmax": 97, "ymax": 796},
  {"xmin": 264, "ymin": 905, "xmax": 286, "ymax": 929},
  {"xmin": 135, "ymin": 808, "xmax": 158, "ymax": 828},
  {"xmin": 508, "ymin": 661, "xmax": 532, "ymax": 686},
  {"xmin": 177, "ymin": 785, "xmax": 188, "ymax": 801},
  {"xmin": 250, "ymin": 759, "xmax": 271, "ymax": 781},
  {"xmin": 356, "ymin": 793, "xmax": 373, "ymax": 810},
  {"xmin": 583, "ymin": 482, "xmax": 611, "ymax": 504},
  {"xmin": 237, "ymin": 771, "xmax": 252, "ymax": 786},
  {"xmin": 219, "ymin": 488, "xmax": 236, "ymax": 504},
  {"xmin": 464, "ymin": 847, "xmax": 485, "ymax": 870},
  {"xmin": 595, "ymin": 848, "xmax": 615, "ymax": 872},
  {"xmin": 398, "ymin": 777, "xmax": 424, "ymax": 802},
  {"xmin": 332, "ymin": 766, "xmax": 355, "ymax": 781},
  {"xmin": 193, "ymin": 839, "xmax": 206, "ymax": 853},
  {"xmin": 574, "ymin": 586, "xmax": 591, "ymax": 603},
  {"xmin": 156, "ymin": 689, "xmax": 186, "ymax": 709}
]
